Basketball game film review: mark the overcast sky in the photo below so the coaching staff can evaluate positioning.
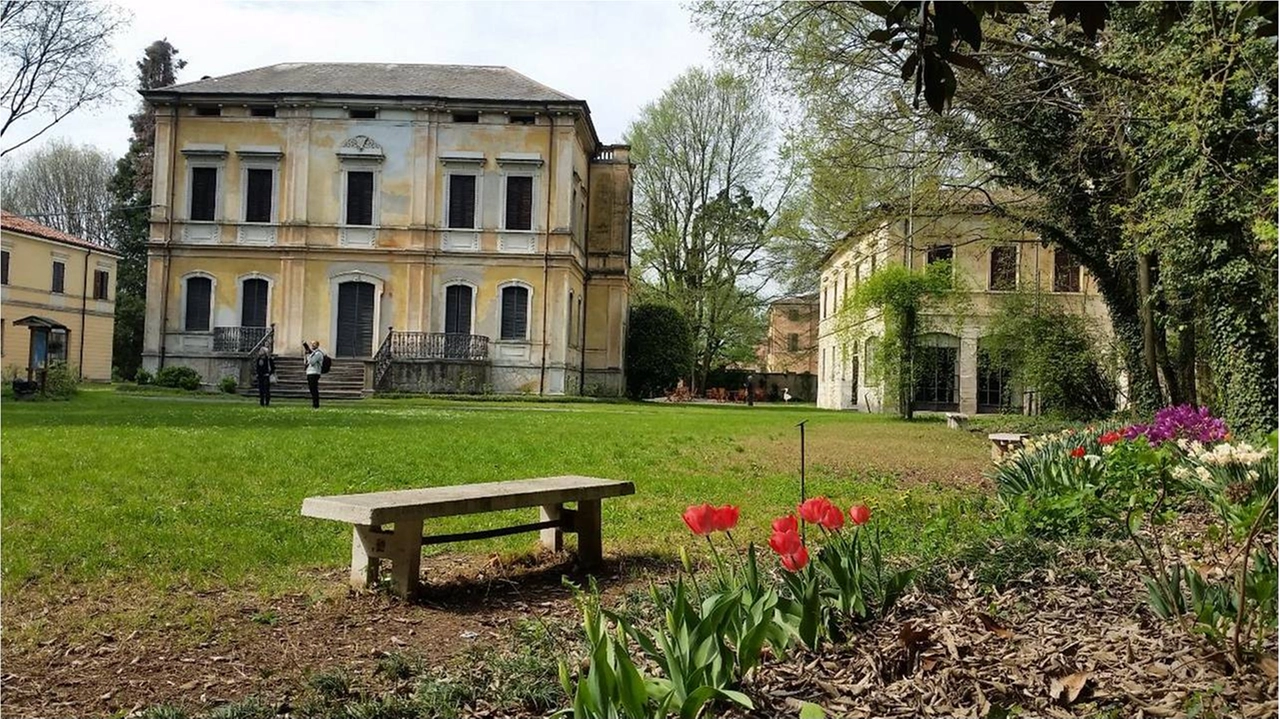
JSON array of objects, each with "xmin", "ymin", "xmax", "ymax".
[{"xmin": 5, "ymin": 0, "xmax": 716, "ymax": 162}]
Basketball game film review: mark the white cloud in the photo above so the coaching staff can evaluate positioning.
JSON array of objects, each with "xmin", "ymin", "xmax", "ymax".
[{"xmin": 4, "ymin": 0, "xmax": 713, "ymax": 161}]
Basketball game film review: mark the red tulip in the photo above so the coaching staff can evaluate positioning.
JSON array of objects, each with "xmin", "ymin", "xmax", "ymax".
[
  {"xmin": 780, "ymin": 545, "xmax": 809, "ymax": 572},
  {"xmin": 769, "ymin": 529, "xmax": 803, "ymax": 556},
  {"xmin": 1070, "ymin": 446, "xmax": 1086, "ymax": 459},
  {"xmin": 849, "ymin": 504, "xmax": 871, "ymax": 526},
  {"xmin": 772, "ymin": 515, "xmax": 798, "ymax": 534},
  {"xmin": 818, "ymin": 504, "xmax": 845, "ymax": 531},
  {"xmin": 682, "ymin": 504, "xmax": 716, "ymax": 536},
  {"xmin": 1098, "ymin": 431, "xmax": 1121, "ymax": 446},
  {"xmin": 798, "ymin": 497, "xmax": 833, "ymax": 524},
  {"xmin": 711, "ymin": 504, "xmax": 740, "ymax": 532}
]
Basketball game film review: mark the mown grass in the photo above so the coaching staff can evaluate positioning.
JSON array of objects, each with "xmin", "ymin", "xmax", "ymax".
[{"xmin": 1, "ymin": 387, "xmax": 995, "ymax": 596}]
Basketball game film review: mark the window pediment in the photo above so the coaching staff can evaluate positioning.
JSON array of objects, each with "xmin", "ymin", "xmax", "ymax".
[{"xmin": 337, "ymin": 135, "xmax": 385, "ymax": 162}]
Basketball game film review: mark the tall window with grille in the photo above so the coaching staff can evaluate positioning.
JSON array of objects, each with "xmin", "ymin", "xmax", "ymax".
[
  {"xmin": 190, "ymin": 167, "xmax": 218, "ymax": 221},
  {"xmin": 1053, "ymin": 250, "xmax": 1082, "ymax": 292},
  {"xmin": 912, "ymin": 339, "xmax": 960, "ymax": 411},
  {"xmin": 500, "ymin": 285, "xmax": 530, "ymax": 340},
  {"xmin": 504, "ymin": 176, "xmax": 533, "ymax": 230},
  {"xmin": 977, "ymin": 346, "xmax": 1014, "ymax": 414},
  {"xmin": 787, "ymin": 333, "xmax": 799, "ymax": 352},
  {"xmin": 989, "ymin": 246, "xmax": 1017, "ymax": 291}
]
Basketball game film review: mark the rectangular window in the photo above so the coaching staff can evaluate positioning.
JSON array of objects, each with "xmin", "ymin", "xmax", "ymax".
[
  {"xmin": 505, "ymin": 175, "xmax": 533, "ymax": 230},
  {"xmin": 244, "ymin": 168, "xmax": 274, "ymax": 223},
  {"xmin": 185, "ymin": 276, "xmax": 212, "ymax": 331},
  {"xmin": 1053, "ymin": 250, "xmax": 1082, "ymax": 293},
  {"xmin": 926, "ymin": 244, "xmax": 954, "ymax": 266},
  {"xmin": 452, "ymin": 112, "xmax": 479, "ymax": 123},
  {"xmin": 990, "ymin": 245, "xmax": 1018, "ymax": 291},
  {"xmin": 345, "ymin": 171, "xmax": 374, "ymax": 226},
  {"xmin": 195, "ymin": 106, "xmax": 221, "ymax": 116},
  {"xmin": 788, "ymin": 333, "xmax": 799, "ymax": 352},
  {"xmin": 500, "ymin": 285, "xmax": 530, "ymax": 340},
  {"xmin": 190, "ymin": 166, "xmax": 218, "ymax": 221},
  {"xmin": 1, "ymin": 250, "xmax": 8, "ymax": 285},
  {"xmin": 249, "ymin": 106, "xmax": 276, "ymax": 117},
  {"xmin": 448, "ymin": 174, "xmax": 477, "ymax": 229},
  {"xmin": 51, "ymin": 261, "xmax": 65, "ymax": 294},
  {"xmin": 349, "ymin": 108, "xmax": 377, "ymax": 119},
  {"xmin": 509, "ymin": 114, "xmax": 536, "ymax": 125},
  {"xmin": 93, "ymin": 270, "xmax": 109, "ymax": 300},
  {"xmin": 787, "ymin": 308, "xmax": 799, "ymax": 322}
]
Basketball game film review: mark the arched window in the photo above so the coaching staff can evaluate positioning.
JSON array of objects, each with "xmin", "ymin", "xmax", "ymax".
[
  {"xmin": 500, "ymin": 284, "xmax": 530, "ymax": 340},
  {"xmin": 184, "ymin": 276, "xmax": 213, "ymax": 331}
]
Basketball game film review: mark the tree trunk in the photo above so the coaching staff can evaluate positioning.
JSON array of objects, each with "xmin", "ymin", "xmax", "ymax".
[
  {"xmin": 900, "ymin": 305, "xmax": 916, "ymax": 420},
  {"xmin": 1094, "ymin": 270, "xmax": 1163, "ymax": 413}
]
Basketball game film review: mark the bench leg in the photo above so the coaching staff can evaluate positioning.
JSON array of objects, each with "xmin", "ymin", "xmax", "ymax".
[
  {"xmin": 351, "ymin": 525, "xmax": 383, "ymax": 590},
  {"xmin": 387, "ymin": 518, "xmax": 424, "ymax": 599},
  {"xmin": 540, "ymin": 503, "xmax": 564, "ymax": 553},
  {"xmin": 576, "ymin": 499, "xmax": 602, "ymax": 568}
]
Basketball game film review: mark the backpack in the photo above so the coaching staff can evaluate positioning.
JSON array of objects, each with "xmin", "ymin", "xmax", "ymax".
[{"xmin": 321, "ymin": 353, "xmax": 332, "ymax": 374}]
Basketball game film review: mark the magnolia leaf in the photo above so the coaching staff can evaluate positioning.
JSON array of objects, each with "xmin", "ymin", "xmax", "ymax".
[
  {"xmin": 1048, "ymin": 670, "xmax": 1092, "ymax": 705},
  {"xmin": 799, "ymin": 701, "xmax": 827, "ymax": 719}
]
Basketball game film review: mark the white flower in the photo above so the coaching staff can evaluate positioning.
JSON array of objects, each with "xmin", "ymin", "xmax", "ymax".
[
  {"xmin": 1084, "ymin": 454, "xmax": 1102, "ymax": 466},
  {"xmin": 1196, "ymin": 467, "xmax": 1212, "ymax": 483}
]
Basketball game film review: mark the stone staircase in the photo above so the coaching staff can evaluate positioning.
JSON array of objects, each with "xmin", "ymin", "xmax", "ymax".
[{"xmin": 243, "ymin": 356, "xmax": 368, "ymax": 401}]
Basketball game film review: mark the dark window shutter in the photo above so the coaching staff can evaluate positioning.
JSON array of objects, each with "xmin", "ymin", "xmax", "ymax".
[
  {"xmin": 241, "ymin": 278, "xmax": 268, "ymax": 326},
  {"xmin": 346, "ymin": 171, "xmax": 374, "ymax": 226},
  {"xmin": 245, "ymin": 168, "xmax": 273, "ymax": 223},
  {"xmin": 52, "ymin": 262, "xmax": 65, "ymax": 293},
  {"xmin": 445, "ymin": 285, "xmax": 472, "ymax": 334},
  {"xmin": 186, "ymin": 277, "xmax": 212, "ymax": 331},
  {"xmin": 1054, "ymin": 250, "xmax": 1081, "ymax": 292},
  {"xmin": 505, "ymin": 176, "xmax": 533, "ymax": 230},
  {"xmin": 990, "ymin": 246, "xmax": 1017, "ymax": 291},
  {"xmin": 1, "ymin": 251, "xmax": 9, "ymax": 285},
  {"xmin": 501, "ymin": 286, "xmax": 528, "ymax": 340},
  {"xmin": 448, "ymin": 175, "xmax": 476, "ymax": 229},
  {"xmin": 93, "ymin": 270, "xmax": 109, "ymax": 299},
  {"xmin": 190, "ymin": 167, "xmax": 218, "ymax": 221}
]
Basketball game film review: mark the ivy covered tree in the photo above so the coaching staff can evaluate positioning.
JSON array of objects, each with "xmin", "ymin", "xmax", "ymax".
[
  {"xmin": 108, "ymin": 39, "xmax": 184, "ymax": 379},
  {"xmin": 836, "ymin": 261, "xmax": 962, "ymax": 420}
]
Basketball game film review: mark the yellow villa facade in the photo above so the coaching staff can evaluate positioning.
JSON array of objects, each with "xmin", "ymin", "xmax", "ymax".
[
  {"xmin": 816, "ymin": 207, "xmax": 1114, "ymax": 415},
  {"xmin": 0, "ymin": 212, "xmax": 119, "ymax": 382},
  {"xmin": 140, "ymin": 63, "xmax": 632, "ymax": 395}
]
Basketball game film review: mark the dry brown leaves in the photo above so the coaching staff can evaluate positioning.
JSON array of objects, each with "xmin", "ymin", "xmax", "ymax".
[{"xmin": 741, "ymin": 552, "xmax": 1278, "ymax": 719}]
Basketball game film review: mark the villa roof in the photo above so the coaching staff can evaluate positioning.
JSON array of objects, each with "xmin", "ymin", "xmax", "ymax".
[{"xmin": 147, "ymin": 63, "xmax": 580, "ymax": 104}]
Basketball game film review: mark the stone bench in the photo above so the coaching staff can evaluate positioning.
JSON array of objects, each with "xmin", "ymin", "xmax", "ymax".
[
  {"xmin": 988, "ymin": 432, "xmax": 1030, "ymax": 462},
  {"xmin": 945, "ymin": 412, "xmax": 969, "ymax": 430},
  {"xmin": 301, "ymin": 475, "xmax": 635, "ymax": 597}
]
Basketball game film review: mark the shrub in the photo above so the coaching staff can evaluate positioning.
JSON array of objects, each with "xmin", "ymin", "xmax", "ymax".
[
  {"xmin": 154, "ymin": 365, "xmax": 201, "ymax": 391},
  {"xmin": 625, "ymin": 303, "xmax": 693, "ymax": 399},
  {"xmin": 218, "ymin": 375, "xmax": 239, "ymax": 394},
  {"xmin": 135, "ymin": 368, "xmax": 153, "ymax": 385},
  {"xmin": 40, "ymin": 362, "xmax": 79, "ymax": 400}
]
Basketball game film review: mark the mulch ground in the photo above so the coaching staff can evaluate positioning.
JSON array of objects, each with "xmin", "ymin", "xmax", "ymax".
[
  {"xmin": 741, "ymin": 548, "xmax": 1278, "ymax": 718},
  {"xmin": 3, "ymin": 537, "xmax": 1275, "ymax": 718},
  {"xmin": 0, "ymin": 552, "xmax": 660, "ymax": 718}
]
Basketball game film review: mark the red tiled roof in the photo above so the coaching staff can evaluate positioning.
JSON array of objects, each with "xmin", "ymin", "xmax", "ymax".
[{"xmin": 0, "ymin": 211, "xmax": 120, "ymax": 256}]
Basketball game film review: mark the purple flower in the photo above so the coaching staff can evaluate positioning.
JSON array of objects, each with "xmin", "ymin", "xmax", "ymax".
[{"xmin": 1123, "ymin": 405, "xmax": 1228, "ymax": 445}]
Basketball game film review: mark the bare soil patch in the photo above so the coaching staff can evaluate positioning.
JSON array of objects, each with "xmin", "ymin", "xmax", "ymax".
[{"xmin": 0, "ymin": 551, "xmax": 664, "ymax": 718}]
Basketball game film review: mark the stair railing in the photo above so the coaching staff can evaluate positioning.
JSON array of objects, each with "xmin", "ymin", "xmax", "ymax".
[
  {"xmin": 373, "ymin": 327, "xmax": 394, "ymax": 389},
  {"xmin": 246, "ymin": 324, "xmax": 275, "ymax": 357}
]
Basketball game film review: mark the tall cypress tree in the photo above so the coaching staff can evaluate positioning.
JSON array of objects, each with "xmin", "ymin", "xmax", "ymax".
[{"xmin": 108, "ymin": 40, "xmax": 185, "ymax": 379}]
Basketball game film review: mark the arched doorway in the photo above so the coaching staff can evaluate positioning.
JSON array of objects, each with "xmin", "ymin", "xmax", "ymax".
[{"xmin": 335, "ymin": 280, "xmax": 376, "ymax": 357}]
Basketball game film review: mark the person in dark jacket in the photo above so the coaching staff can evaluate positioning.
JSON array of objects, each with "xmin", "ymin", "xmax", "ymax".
[{"xmin": 253, "ymin": 347, "xmax": 276, "ymax": 406}]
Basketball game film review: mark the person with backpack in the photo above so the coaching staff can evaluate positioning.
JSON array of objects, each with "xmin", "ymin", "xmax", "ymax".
[
  {"xmin": 253, "ymin": 347, "xmax": 276, "ymax": 407},
  {"xmin": 303, "ymin": 340, "xmax": 327, "ymax": 408}
]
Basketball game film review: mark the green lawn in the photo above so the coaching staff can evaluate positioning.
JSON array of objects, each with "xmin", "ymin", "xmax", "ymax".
[{"xmin": 1, "ymin": 388, "xmax": 997, "ymax": 596}]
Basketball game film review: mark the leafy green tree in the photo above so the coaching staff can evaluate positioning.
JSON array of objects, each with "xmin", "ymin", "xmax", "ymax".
[
  {"xmin": 625, "ymin": 303, "xmax": 695, "ymax": 400},
  {"xmin": 108, "ymin": 39, "xmax": 184, "ymax": 380},
  {"xmin": 626, "ymin": 67, "xmax": 792, "ymax": 390}
]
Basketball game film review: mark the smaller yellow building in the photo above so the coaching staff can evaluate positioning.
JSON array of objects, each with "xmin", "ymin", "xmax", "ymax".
[{"xmin": 0, "ymin": 212, "xmax": 119, "ymax": 382}]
